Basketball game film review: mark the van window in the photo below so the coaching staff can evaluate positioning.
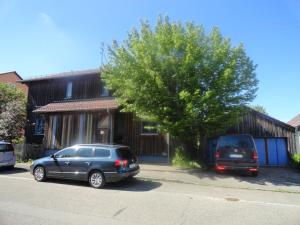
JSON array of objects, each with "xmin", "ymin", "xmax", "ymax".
[
  {"xmin": 217, "ymin": 135, "xmax": 254, "ymax": 151},
  {"xmin": 0, "ymin": 144, "xmax": 14, "ymax": 152},
  {"xmin": 94, "ymin": 148, "xmax": 110, "ymax": 157}
]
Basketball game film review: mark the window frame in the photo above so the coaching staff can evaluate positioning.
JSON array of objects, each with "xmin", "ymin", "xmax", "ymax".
[
  {"xmin": 100, "ymin": 83, "xmax": 109, "ymax": 97},
  {"xmin": 76, "ymin": 147, "xmax": 94, "ymax": 158},
  {"xmin": 54, "ymin": 148, "xmax": 77, "ymax": 158},
  {"xmin": 94, "ymin": 148, "xmax": 111, "ymax": 158},
  {"xmin": 34, "ymin": 116, "xmax": 45, "ymax": 135},
  {"xmin": 65, "ymin": 81, "xmax": 73, "ymax": 99},
  {"xmin": 140, "ymin": 121, "xmax": 159, "ymax": 136}
]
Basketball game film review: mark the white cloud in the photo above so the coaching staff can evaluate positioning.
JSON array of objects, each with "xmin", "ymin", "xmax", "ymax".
[{"xmin": 38, "ymin": 12, "xmax": 53, "ymax": 25}]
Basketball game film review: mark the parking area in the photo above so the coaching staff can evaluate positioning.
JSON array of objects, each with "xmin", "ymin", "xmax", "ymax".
[{"xmin": 139, "ymin": 164, "xmax": 300, "ymax": 193}]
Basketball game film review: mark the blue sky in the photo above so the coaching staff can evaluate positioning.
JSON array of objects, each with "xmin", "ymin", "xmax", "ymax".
[{"xmin": 1, "ymin": 0, "xmax": 300, "ymax": 122}]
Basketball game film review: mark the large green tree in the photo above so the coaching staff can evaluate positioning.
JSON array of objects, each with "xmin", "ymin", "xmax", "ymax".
[
  {"xmin": 0, "ymin": 83, "xmax": 26, "ymax": 142},
  {"xmin": 103, "ymin": 16, "xmax": 258, "ymax": 153}
]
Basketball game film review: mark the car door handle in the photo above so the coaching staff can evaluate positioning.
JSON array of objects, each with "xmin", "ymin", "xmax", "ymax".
[
  {"xmin": 85, "ymin": 162, "xmax": 91, "ymax": 166},
  {"xmin": 65, "ymin": 161, "xmax": 70, "ymax": 165}
]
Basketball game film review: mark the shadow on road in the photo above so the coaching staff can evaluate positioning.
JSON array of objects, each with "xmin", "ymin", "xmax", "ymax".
[
  {"xmin": 0, "ymin": 167, "xmax": 28, "ymax": 175},
  {"xmin": 45, "ymin": 177, "xmax": 161, "ymax": 192}
]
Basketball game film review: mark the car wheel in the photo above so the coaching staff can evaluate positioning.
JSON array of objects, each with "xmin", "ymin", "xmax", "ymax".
[
  {"xmin": 251, "ymin": 171, "xmax": 258, "ymax": 177},
  {"xmin": 89, "ymin": 171, "xmax": 105, "ymax": 188},
  {"xmin": 34, "ymin": 166, "xmax": 46, "ymax": 182}
]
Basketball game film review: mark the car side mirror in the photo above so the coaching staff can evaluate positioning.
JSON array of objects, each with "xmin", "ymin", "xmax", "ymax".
[{"xmin": 51, "ymin": 154, "xmax": 56, "ymax": 159}]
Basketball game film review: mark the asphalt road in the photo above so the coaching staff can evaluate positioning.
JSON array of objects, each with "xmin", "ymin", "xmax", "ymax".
[{"xmin": 0, "ymin": 167, "xmax": 300, "ymax": 225}]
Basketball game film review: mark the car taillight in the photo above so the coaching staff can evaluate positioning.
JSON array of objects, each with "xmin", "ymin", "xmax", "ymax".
[
  {"xmin": 216, "ymin": 165, "xmax": 225, "ymax": 170},
  {"xmin": 115, "ymin": 159, "xmax": 128, "ymax": 169},
  {"xmin": 252, "ymin": 152, "xmax": 258, "ymax": 161},
  {"xmin": 214, "ymin": 151, "xmax": 220, "ymax": 159}
]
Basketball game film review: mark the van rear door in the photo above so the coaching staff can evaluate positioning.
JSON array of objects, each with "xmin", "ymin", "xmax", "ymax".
[{"xmin": 0, "ymin": 144, "xmax": 14, "ymax": 163}]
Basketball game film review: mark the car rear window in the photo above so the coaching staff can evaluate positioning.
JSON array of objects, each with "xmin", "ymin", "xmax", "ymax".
[
  {"xmin": 77, "ymin": 148, "xmax": 93, "ymax": 158},
  {"xmin": 217, "ymin": 135, "xmax": 254, "ymax": 151},
  {"xmin": 116, "ymin": 147, "xmax": 134, "ymax": 159},
  {"xmin": 0, "ymin": 144, "xmax": 14, "ymax": 152},
  {"xmin": 94, "ymin": 148, "xmax": 110, "ymax": 158}
]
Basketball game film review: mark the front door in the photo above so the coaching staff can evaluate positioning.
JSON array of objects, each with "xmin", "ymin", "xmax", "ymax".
[
  {"xmin": 45, "ymin": 148, "xmax": 77, "ymax": 179},
  {"xmin": 66, "ymin": 147, "xmax": 94, "ymax": 180},
  {"xmin": 94, "ymin": 114, "xmax": 110, "ymax": 144}
]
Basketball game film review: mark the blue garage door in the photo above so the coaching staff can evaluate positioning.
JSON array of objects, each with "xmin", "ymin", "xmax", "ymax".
[
  {"xmin": 254, "ymin": 138, "xmax": 266, "ymax": 165},
  {"xmin": 254, "ymin": 138, "xmax": 288, "ymax": 166}
]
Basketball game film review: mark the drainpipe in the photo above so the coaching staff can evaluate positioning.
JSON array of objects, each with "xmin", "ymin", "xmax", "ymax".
[{"xmin": 107, "ymin": 108, "xmax": 113, "ymax": 144}]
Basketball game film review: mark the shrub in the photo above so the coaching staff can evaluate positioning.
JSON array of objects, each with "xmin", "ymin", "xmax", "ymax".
[
  {"xmin": 172, "ymin": 146, "xmax": 201, "ymax": 169},
  {"xmin": 291, "ymin": 154, "xmax": 300, "ymax": 170}
]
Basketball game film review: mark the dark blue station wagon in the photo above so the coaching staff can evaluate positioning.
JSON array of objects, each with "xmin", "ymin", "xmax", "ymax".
[{"xmin": 30, "ymin": 144, "xmax": 140, "ymax": 188}]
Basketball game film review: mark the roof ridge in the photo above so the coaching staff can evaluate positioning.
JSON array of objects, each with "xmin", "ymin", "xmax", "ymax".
[{"xmin": 21, "ymin": 68, "xmax": 101, "ymax": 83}]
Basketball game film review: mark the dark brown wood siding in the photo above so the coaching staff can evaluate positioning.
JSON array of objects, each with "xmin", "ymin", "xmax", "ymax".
[
  {"xmin": 25, "ymin": 74, "xmax": 110, "ymax": 144},
  {"xmin": 114, "ymin": 112, "xmax": 168, "ymax": 156},
  {"xmin": 224, "ymin": 110, "xmax": 296, "ymax": 154}
]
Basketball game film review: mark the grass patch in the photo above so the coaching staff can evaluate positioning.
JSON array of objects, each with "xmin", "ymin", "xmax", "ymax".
[
  {"xmin": 172, "ymin": 147, "xmax": 202, "ymax": 169},
  {"xmin": 291, "ymin": 154, "xmax": 300, "ymax": 170},
  {"xmin": 16, "ymin": 159, "xmax": 33, "ymax": 164}
]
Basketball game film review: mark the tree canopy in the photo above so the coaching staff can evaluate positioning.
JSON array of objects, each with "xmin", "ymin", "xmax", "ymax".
[
  {"xmin": 251, "ymin": 105, "xmax": 268, "ymax": 115},
  {"xmin": 0, "ymin": 83, "xmax": 26, "ymax": 142},
  {"xmin": 102, "ymin": 16, "xmax": 258, "ymax": 148}
]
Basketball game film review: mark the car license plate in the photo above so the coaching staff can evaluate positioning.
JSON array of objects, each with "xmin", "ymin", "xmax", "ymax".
[
  {"xmin": 230, "ymin": 154, "xmax": 243, "ymax": 158},
  {"xmin": 129, "ymin": 163, "xmax": 137, "ymax": 169}
]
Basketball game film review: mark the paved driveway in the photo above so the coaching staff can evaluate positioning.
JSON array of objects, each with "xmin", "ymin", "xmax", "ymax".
[{"xmin": 139, "ymin": 164, "xmax": 300, "ymax": 193}]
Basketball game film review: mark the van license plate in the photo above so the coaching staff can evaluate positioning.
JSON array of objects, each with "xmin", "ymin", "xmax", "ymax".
[
  {"xmin": 129, "ymin": 163, "xmax": 137, "ymax": 169},
  {"xmin": 230, "ymin": 154, "xmax": 243, "ymax": 158}
]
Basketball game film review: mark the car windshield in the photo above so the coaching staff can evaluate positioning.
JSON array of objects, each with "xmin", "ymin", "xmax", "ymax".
[{"xmin": 217, "ymin": 135, "xmax": 254, "ymax": 151}]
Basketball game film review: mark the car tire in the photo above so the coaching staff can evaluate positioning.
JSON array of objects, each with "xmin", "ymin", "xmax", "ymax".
[
  {"xmin": 251, "ymin": 171, "xmax": 258, "ymax": 177},
  {"xmin": 34, "ymin": 166, "xmax": 46, "ymax": 182},
  {"xmin": 89, "ymin": 171, "xmax": 105, "ymax": 189}
]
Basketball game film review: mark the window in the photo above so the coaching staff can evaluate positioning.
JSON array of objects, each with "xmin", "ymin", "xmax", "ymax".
[
  {"xmin": 55, "ymin": 148, "xmax": 77, "ymax": 158},
  {"xmin": 77, "ymin": 148, "xmax": 93, "ymax": 158},
  {"xmin": 100, "ymin": 83, "xmax": 109, "ymax": 96},
  {"xmin": 0, "ymin": 144, "xmax": 14, "ymax": 152},
  {"xmin": 66, "ymin": 81, "xmax": 73, "ymax": 99},
  {"xmin": 116, "ymin": 147, "xmax": 134, "ymax": 160},
  {"xmin": 141, "ymin": 121, "xmax": 158, "ymax": 135},
  {"xmin": 94, "ymin": 148, "xmax": 110, "ymax": 157},
  {"xmin": 35, "ymin": 116, "xmax": 45, "ymax": 135}
]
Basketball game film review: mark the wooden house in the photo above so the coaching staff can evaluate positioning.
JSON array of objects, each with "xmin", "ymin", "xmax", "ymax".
[
  {"xmin": 21, "ymin": 69, "xmax": 296, "ymax": 165},
  {"xmin": 21, "ymin": 69, "xmax": 168, "ymax": 157}
]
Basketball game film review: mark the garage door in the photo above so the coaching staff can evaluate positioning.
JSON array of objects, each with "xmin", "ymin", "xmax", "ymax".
[{"xmin": 254, "ymin": 138, "xmax": 288, "ymax": 166}]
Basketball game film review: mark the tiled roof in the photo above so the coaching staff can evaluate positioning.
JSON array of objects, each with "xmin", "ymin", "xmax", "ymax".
[
  {"xmin": 33, "ymin": 99, "xmax": 118, "ymax": 113},
  {"xmin": 287, "ymin": 114, "xmax": 300, "ymax": 127},
  {"xmin": 20, "ymin": 68, "xmax": 100, "ymax": 83}
]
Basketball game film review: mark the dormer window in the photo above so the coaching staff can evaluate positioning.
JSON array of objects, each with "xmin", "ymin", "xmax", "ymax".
[
  {"xmin": 66, "ymin": 81, "xmax": 73, "ymax": 99},
  {"xmin": 100, "ymin": 83, "xmax": 109, "ymax": 97}
]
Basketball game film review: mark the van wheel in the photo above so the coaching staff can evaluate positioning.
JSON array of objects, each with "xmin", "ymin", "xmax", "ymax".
[
  {"xmin": 89, "ymin": 171, "xmax": 105, "ymax": 188},
  {"xmin": 251, "ymin": 171, "xmax": 258, "ymax": 177},
  {"xmin": 34, "ymin": 166, "xmax": 46, "ymax": 182}
]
